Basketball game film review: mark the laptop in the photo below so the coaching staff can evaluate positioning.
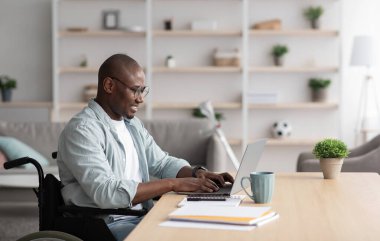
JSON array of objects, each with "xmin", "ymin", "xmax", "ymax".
[{"xmin": 179, "ymin": 139, "xmax": 266, "ymax": 196}]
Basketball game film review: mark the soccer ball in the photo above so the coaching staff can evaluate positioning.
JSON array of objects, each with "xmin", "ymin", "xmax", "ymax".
[{"xmin": 271, "ymin": 120, "xmax": 292, "ymax": 138}]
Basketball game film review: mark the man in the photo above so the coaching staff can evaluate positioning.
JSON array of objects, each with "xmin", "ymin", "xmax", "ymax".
[{"xmin": 57, "ymin": 54, "xmax": 234, "ymax": 241}]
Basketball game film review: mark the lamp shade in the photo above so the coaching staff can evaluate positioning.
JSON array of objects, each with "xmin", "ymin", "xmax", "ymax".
[{"xmin": 350, "ymin": 35, "xmax": 377, "ymax": 67}]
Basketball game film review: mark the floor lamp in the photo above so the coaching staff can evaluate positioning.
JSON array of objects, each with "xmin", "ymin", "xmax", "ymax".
[{"xmin": 350, "ymin": 35, "xmax": 379, "ymax": 145}]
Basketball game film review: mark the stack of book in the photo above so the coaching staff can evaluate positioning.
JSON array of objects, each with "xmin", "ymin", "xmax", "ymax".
[{"xmin": 162, "ymin": 205, "xmax": 279, "ymax": 230}]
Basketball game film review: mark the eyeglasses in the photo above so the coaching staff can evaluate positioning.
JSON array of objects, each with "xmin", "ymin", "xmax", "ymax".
[{"xmin": 110, "ymin": 77, "xmax": 149, "ymax": 98}]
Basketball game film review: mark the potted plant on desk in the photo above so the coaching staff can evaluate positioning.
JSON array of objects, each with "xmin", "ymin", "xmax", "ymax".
[
  {"xmin": 312, "ymin": 138, "xmax": 349, "ymax": 179},
  {"xmin": 0, "ymin": 75, "xmax": 17, "ymax": 102}
]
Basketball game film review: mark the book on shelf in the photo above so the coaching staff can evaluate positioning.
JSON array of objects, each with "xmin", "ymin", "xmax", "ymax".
[{"xmin": 168, "ymin": 205, "xmax": 277, "ymax": 226}]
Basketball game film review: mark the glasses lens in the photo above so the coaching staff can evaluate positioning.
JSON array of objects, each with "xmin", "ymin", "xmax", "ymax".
[
  {"xmin": 135, "ymin": 86, "xmax": 149, "ymax": 98},
  {"xmin": 140, "ymin": 86, "xmax": 149, "ymax": 97}
]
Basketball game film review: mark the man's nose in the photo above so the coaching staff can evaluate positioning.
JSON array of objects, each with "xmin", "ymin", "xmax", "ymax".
[{"xmin": 135, "ymin": 94, "xmax": 144, "ymax": 103}]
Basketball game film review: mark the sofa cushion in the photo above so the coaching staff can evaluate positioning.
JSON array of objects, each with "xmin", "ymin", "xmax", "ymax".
[
  {"xmin": 0, "ymin": 136, "xmax": 49, "ymax": 168},
  {"xmin": 142, "ymin": 119, "xmax": 212, "ymax": 166},
  {"xmin": 0, "ymin": 122, "xmax": 66, "ymax": 165}
]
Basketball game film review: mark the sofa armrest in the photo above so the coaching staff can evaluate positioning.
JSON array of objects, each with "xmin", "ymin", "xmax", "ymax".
[
  {"xmin": 296, "ymin": 152, "xmax": 317, "ymax": 172},
  {"xmin": 349, "ymin": 134, "xmax": 380, "ymax": 157},
  {"xmin": 342, "ymin": 148, "xmax": 380, "ymax": 173},
  {"xmin": 206, "ymin": 134, "xmax": 229, "ymax": 172}
]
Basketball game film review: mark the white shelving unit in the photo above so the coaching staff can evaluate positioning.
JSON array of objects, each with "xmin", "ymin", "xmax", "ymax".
[
  {"xmin": 51, "ymin": 0, "xmax": 342, "ymax": 169},
  {"xmin": 52, "ymin": 0, "xmax": 149, "ymax": 121}
]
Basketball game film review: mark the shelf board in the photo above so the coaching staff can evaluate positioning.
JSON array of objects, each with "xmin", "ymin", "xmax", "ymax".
[
  {"xmin": 249, "ymin": 102, "xmax": 338, "ymax": 110},
  {"xmin": 59, "ymin": 30, "xmax": 145, "ymax": 37},
  {"xmin": 59, "ymin": 102, "xmax": 335, "ymax": 110},
  {"xmin": 153, "ymin": 30, "xmax": 241, "ymax": 37},
  {"xmin": 153, "ymin": 66, "xmax": 241, "ymax": 73},
  {"xmin": 222, "ymin": 138, "xmax": 298, "ymax": 147},
  {"xmin": 59, "ymin": 102, "xmax": 150, "ymax": 110},
  {"xmin": 152, "ymin": 102, "xmax": 241, "ymax": 110},
  {"xmin": 60, "ymin": 67, "xmax": 98, "ymax": 74},
  {"xmin": 250, "ymin": 29, "xmax": 339, "ymax": 37},
  {"xmin": 250, "ymin": 66, "xmax": 339, "ymax": 73},
  {"xmin": 59, "ymin": 102, "xmax": 88, "ymax": 109},
  {"xmin": 0, "ymin": 101, "xmax": 52, "ymax": 108},
  {"xmin": 265, "ymin": 138, "xmax": 319, "ymax": 146},
  {"xmin": 228, "ymin": 138, "xmax": 319, "ymax": 146}
]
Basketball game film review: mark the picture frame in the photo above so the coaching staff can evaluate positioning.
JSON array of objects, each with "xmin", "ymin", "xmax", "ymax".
[{"xmin": 102, "ymin": 10, "xmax": 120, "ymax": 30}]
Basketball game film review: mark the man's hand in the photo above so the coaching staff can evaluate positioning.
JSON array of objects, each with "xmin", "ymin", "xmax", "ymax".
[
  {"xmin": 133, "ymin": 177, "xmax": 220, "ymax": 205},
  {"xmin": 195, "ymin": 170, "xmax": 234, "ymax": 187},
  {"xmin": 175, "ymin": 166, "xmax": 234, "ymax": 192},
  {"xmin": 171, "ymin": 177, "xmax": 220, "ymax": 193}
]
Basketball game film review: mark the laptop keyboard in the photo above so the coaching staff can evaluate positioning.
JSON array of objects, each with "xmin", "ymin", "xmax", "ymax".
[{"xmin": 187, "ymin": 193, "xmax": 230, "ymax": 201}]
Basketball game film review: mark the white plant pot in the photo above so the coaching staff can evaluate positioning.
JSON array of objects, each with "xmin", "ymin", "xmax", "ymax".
[{"xmin": 319, "ymin": 158, "xmax": 344, "ymax": 179}]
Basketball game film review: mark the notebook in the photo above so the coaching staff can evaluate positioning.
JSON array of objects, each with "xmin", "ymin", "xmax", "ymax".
[
  {"xmin": 168, "ymin": 205, "xmax": 276, "ymax": 226},
  {"xmin": 178, "ymin": 139, "xmax": 266, "ymax": 196}
]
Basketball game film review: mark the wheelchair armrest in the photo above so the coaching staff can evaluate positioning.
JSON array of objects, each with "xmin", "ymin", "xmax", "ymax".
[{"xmin": 58, "ymin": 205, "xmax": 147, "ymax": 217}]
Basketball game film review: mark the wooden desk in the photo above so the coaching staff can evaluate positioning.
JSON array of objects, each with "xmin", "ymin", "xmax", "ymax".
[{"xmin": 126, "ymin": 173, "xmax": 380, "ymax": 241}]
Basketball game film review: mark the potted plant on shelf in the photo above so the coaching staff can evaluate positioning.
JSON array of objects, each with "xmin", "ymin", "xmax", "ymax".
[
  {"xmin": 304, "ymin": 6, "xmax": 324, "ymax": 29},
  {"xmin": 312, "ymin": 138, "xmax": 349, "ymax": 179},
  {"xmin": 271, "ymin": 44, "xmax": 288, "ymax": 66},
  {"xmin": 0, "ymin": 75, "xmax": 17, "ymax": 102},
  {"xmin": 309, "ymin": 78, "xmax": 331, "ymax": 102}
]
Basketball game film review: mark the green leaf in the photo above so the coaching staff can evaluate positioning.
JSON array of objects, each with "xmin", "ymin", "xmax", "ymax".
[{"xmin": 312, "ymin": 138, "xmax": 349, "ymax": 159}]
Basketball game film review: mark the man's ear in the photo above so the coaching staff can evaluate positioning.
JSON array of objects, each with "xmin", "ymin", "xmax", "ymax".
[{"xmin": 103, "ymin": 77, "xmax": 114, "ymax": 94}]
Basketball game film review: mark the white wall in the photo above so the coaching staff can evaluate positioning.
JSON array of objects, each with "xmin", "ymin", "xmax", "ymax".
[
  {"xmin": 0, "ymin": 0, "xmax": 379, "ymax": 171},
  {"xmin": 341, "ymin": 0, "xmax": 380, "ymax": 148},
  {"xmin": 0, "ymin": 0, "xmax": 52, "ymax": 121}
]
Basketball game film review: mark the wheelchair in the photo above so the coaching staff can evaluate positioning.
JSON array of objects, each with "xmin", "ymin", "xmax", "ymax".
[{"xmin": 4, "ymin": 155, "xmax": 147, "ymax": 241}]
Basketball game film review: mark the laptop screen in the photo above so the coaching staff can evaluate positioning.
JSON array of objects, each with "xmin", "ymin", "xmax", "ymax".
[
  {"xmin": 230, "ymin": 139, "xmax": 266, "ymax": 195},
  {"xmin": 176, "ymin": 139, "xmax": 266, "ymax": 195}
]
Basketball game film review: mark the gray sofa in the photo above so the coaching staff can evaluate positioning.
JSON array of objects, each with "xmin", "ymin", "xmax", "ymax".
[
  {"xmin": 297, "ymin": 135, "xmax": 380, "ymax": 174},
  {"xmin": 0, "ymin": 118, "xmax": 227, "ymax": 174}
]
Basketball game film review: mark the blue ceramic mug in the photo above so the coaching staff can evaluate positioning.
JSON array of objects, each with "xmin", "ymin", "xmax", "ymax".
[{"xmin": 240, "ymin": 172, "xmax": 275, "ymax": 203}]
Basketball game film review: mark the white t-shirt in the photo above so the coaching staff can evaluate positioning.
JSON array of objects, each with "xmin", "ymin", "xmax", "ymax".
[{"xmin": 111, "ymin": 119, "xmax": 143, "ymax": 212}]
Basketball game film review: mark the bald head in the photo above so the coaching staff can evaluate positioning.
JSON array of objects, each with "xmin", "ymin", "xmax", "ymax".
[{"xmin": 98, "ymin": 54, "xmax": 141, "ymax": 88}]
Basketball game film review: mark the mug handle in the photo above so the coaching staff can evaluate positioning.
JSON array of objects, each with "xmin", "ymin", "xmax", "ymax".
[{"xmin": 240, "ymin": 176, "xmax": 254, "ymax": 200}]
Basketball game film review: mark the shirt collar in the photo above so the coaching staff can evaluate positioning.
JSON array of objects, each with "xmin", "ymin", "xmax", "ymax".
[{"xmin": 88, "ymin": 99, "xmax": 133, "ymax": 125}]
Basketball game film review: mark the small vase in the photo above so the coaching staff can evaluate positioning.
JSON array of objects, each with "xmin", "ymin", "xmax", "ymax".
[
  {"xmin": 166, "ymin": 57, "xmax": 176, "ymax": 68},
  {"xmin": 311, "ymin": 88, "xmax": 327, "ymax": 102},
  {"xmin": 319, "ymin": 158, "xmax": 344, "ymax": 179},
  {"xmin": 273, "ymin": 57, "xmax": 284, "ymax": 66},
  {"xmin": 1, "ymin": 89, "xmax": 13, "ymax": 102}
]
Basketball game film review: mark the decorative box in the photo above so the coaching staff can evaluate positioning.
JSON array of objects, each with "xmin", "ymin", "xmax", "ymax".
[
  {"xmin": 213, "ymin": 48, "xmax": 240, "ymax": 67},
  {"xmin": 252, "ymin": 19, "xmax": 282, "ymax": 30}
]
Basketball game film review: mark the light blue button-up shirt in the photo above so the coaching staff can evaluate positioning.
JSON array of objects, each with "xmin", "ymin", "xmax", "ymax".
[{"xmin": 57, "ymin": 100, "xmax": 190, "ymax": 211}]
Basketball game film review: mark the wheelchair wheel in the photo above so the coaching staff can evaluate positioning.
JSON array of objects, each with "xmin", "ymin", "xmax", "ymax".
[{"xmin": 17, "ymin": 230, "xmax": 83, "ymax": 241}]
